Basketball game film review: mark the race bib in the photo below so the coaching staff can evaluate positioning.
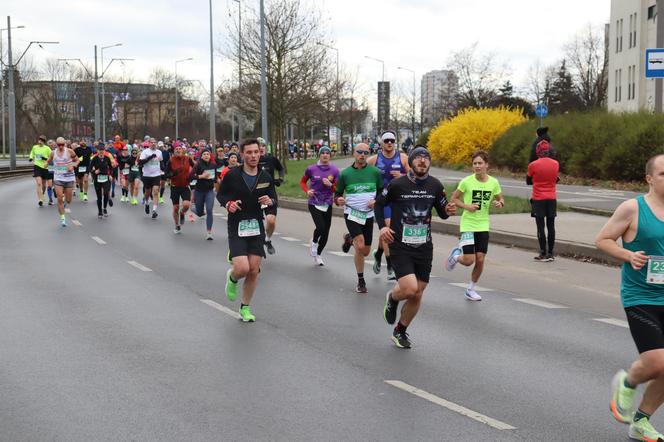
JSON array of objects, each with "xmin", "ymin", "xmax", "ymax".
[
  {"xmin": 205, "ymin": 169, "xmax": 216, "ymax": 179},
  {"xmin": 217, "ymin": 167, "xmax": 224, "ymax": 173},
  {"xmin": 55, "ymin": 164, "xmax": 68, "ymax": 173},
  {"xmin": 402, "ymin": 224, "xmax": 428, "ymax": 245},
  {"xmin": 78, "ymin": 166, "xmax": 87, "ymax": 173},
  {"xmin": 35, "ymin": 155, "xmax": 42, "ymax": 161},
  {"xmin": 97, "ymin": 174, "xmax": 109, "ymax": 183},
  {"xmin": 122, "ymin": 168, "xmax": 130, "ymax": 175},
  {"xmin": 347, "ymin": 208, "xmax": 368, "ymax": 225},
  {"xmin": 238, "ymin": 219, "xmax": 260, "ymax": 237},
  {"xmin": 131, "ymin": 165, "xmax": 139, "ymax": 172},
  {"xmin": 48, "ymin": 165, "xmax": 54, "ymax": 172},
  {"xmin": 315, "ymin": 204, "xmax": 329, "ymax": 212},
  {"xmin": 459, "ymin": 232, "xmax": 475, "ymax": 247},
  {"xmin": 647, "ymin": 256, "xmax": 664, "ymax": 285},
  {"xmin": 149, "ymin": 159, "xmax": 160, "ymax": 167},
  {"xmin": 190, "ymin": 180, "xmax": 197, "ymax": 186}
]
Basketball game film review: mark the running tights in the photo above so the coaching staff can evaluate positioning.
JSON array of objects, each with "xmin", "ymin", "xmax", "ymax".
[
  {"xmin": 95, "ymin": 181, "xmax": 111, "ymax": 214},
  {"xmin": 195, "ymin": 189, "xmax": 215, "ymax": 230},
  {"xmin": 308, "ymin": 204, "xmax": 333, "ymax": 255},
  {"xmin": 535, "ymin": 216, "xmax": 555, "ymax": 254}
]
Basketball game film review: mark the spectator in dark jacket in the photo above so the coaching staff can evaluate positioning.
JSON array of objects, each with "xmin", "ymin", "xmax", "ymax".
[{"xmin": 529, "ymin": 126, "xmax": 556, "ymax": 163}]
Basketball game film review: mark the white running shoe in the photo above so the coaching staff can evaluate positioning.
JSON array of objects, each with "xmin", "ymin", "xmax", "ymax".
[
  {"xmin": 315, "ymin": 255, "xmax": 325, "ymax": 266},
  {"xmin": 446, "ymin": 247, "xmax": 462, "ymax": 271},
  {"xmin": 310, "ymin": 241, "xmax": 318, "ymax": 257},
  {"xmin": 464, "ymin": 288, "xmax": 482, "ymax": 301}
]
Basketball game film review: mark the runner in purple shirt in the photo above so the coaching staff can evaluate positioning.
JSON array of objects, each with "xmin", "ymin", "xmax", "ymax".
[{"xmin": 301, "ymin": 146, "xmax": 340, "ymax": 266}]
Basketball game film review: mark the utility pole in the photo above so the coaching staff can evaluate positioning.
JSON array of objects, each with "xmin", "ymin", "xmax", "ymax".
[
  {"xmin": 1, "ymin": 24, "xmax": 25, "ymax": 159},
  {"xmin": 94, "ymin": 45, "xmax": 100, "ymax": 142},
  {"xmin": 233, "ymin": 0, "xmax": 242, "ymax": 140},
  {"xmin": 209, "ymin": 0, "xmax": 216, "ymax": 144},
  {"xmin": 657, "ymin": 0, "xmax": 664, "ymax": 112},
  {"xmin": 100, "ymin": 43, "xmax": 122, "ymax": 142},
  {"xmin": 259, "ymin": 0, "xmax": 268, "ymax": 143}
]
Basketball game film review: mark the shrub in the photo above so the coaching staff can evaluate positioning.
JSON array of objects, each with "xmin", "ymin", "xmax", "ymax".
[
  {"xmin": 491, "ymin": 111, "xmax": 664, "ymax": 181},
  {"xmin": 427, "ymin": 107, "xmax": 527, "ymax": 165}
]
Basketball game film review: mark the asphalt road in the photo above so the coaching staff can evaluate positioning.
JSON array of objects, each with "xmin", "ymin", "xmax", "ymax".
[
  {"xmin": 332, "ymin": 157, "xmax": 639, "ymax": 213},
  {"xmin": 0, "ymin": 177, "xmax": 649, "ymax": 441}
]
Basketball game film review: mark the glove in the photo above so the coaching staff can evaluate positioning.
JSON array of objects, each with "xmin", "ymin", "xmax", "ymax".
[{"xmin": 275, "ymin": 178, "xmax": 283, "ymax": 187}]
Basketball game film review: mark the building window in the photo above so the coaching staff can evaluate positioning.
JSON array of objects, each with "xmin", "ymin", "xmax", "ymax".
[
  {"xmin": 620, "ymin": 19, "xmax": 623, "ymax": 52},
  {"xmin": 619, "ymin": 69, "xmax": 622, "ymax": 102},
  {"xmin": 615, "ymin": 70, "xmax": 619, "ymax": 102},
  {"xmin": 632, "ymin": 64, "xmax": 637, "ymax": 100},
  {"xmin": 648, "ymin": 5, "xmax": 656, "ymax": 20}
]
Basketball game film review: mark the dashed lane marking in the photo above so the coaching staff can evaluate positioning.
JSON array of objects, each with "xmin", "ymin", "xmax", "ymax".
[
  {"xmin": 201, "ymin": 299, "xmax": 241, "ymax": 320},
  {"xmin": 65, "ymin": 208, "xmax": 71, "ymax": 213},
  {"xmin": 329, "ymin": 251, "xmax": 350, "ymax": 257},
  {"xmin": 512, "ymin": 298, "xmax": 567, "ymax": 309},
  {"xmin": 280, "ymin": 237, "xmax": 300, "ymax": 242},
  {"xmin": 91, "ymin": 236, "xmax": 106, "ymax": 245},
  {"xmin": 384, "ymin": 380, "xmax": 517, "ymax": 431},
  {"xmin": 71, "ymin": 219, "xmax": 82, "ymax": 226},
  {"xmin": 127, "ymin": 261, "xmax": 152, "ymax": 272},
  {"xmin": 448, "ymin": 283, "xmax": 493, "ymax": 292},
  {"xmin": 593, "ymin": 318, "xmax": 629, "ymax": 328}
]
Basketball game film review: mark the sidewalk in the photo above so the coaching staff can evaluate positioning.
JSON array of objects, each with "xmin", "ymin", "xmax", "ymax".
[{"xmin": 278, "ymin": 197, "xmax": 618, "ymax": 266}]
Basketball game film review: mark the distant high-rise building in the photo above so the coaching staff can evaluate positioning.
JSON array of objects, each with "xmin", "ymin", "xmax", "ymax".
[{"xmin": 420, "ymin": 70, "xmax": 458, "ymax": 129}]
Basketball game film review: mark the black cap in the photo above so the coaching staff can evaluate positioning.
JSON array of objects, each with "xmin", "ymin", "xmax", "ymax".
[{"xmin": 408, "ymin": 146, "xmax": 431, "ymax": 168}]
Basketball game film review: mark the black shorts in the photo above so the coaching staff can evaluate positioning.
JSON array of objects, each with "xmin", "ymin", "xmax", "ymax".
[
  {"xmin": 170, "ymin": 186, "xmax": 191, "ymax": 204},
  {"xmin": 344, "ymin": 214, "xmax": 374, "ymax": 246},
  {"xmin": 129, "ymin": 172, "xmax": 140, "ymax": 182},
  {"xmin": 142, "ymin": 176, "xmax": 161, "ymax": 189},
  {"xmin": 625, "ymin": 305, "xmax": 664, "ymax": 353},
  {"xmin": 389, "ymin": 248, "xmax": 433, "ymax": 283},
  {"xmin": 111, "ymin": 168, "xmax": 119, "ymax": 179},
  {"xmin": 33, "ymin": 165, "xmax": 50, "ymax": 179},
  {"xmin": 228, "ymin": 235, "xmax": 266, "ymax": 258},
  {"xmin": 531, "ymin": 199, "xmax": 557, "ymax": 218},
  {"xmin": 461, "ymin": 231, "xmax": 490, "ymax": 255}
]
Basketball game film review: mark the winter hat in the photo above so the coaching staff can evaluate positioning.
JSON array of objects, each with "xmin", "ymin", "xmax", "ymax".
[
  {"xmin": 408, "ymin": 145, "xmax": 431, "ymax": 168},
  {"xmin": 536, "ymin": 126, "xmax": 549, "ymax": 137}
]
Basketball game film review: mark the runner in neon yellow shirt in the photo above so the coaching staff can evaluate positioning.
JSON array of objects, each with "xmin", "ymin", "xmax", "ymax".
[
  {"xmin": 445, "ymin": 150, "xmax": 504, "ymax": 301},
  {"xmin": 29, "ymin": 135, "xmax": 53, "ymax": 207}
]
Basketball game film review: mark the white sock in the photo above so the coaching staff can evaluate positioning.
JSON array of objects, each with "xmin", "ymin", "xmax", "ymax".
[
  {"xmin": 468, "ymin": 281, "xmax": 476, "ymax": 291},
  {"xmin": 153, "ymin": 204, "xmax": 158, "ymax": 211},
  {"xmin": 266, "ymin": 235, "xmax": 272, "ymax": 241}
]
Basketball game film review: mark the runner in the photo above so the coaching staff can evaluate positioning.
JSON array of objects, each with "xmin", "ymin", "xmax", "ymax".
[
  {"xmin": 46, "ymin": 137, "xmax": 80, "ymax": 226},
  {"xmin": 28, "ymin": 135, "xmax": 52, "ymax": 207},
  {"xmin": 334, "ymin": 143, "xmax": 383, "ymax": 293},
  {"xmin": 190, "ymin": 149, "xmax": 218, "ymax": 240},
  {"xmin": 158, "ymin": 140, "xmax": 170, "ymax": 205},
  {"xmin": 74, "ymin": 140, "xmax": 93, "ymax": 202},
  {"xmin": 138, "ymin": 138, "xmax": 163, "ymax": 219},
  {"xmin": 301, "ymin": 146, "xmax": 340, "ymax": 266},
  {"xmin": 376, "ymin": 146, "xmax": 456, "ymax": 348},
  {"xmin": 596, "ymin": 154, "xmax": 664, "ymax": 442},
  {"xmin": 445, "ymin": 150, "xmax": 504, "ymax": 301},
  {"xmin": 165, "ymin": 144, "xmax": 194, "ymax": 234},
  {"xmin": 368, "ymin": 131, "xmax": 409, "ymax": 280},
  {"xmin": 128, "ymin": 147, "xmax": 141, "ymax": 205},
  {"xmin": 217, "ymin": 139, "xmax": 277, "ymax": 322},
  {"xmin": 89, "ymin": 144, "xmax": 117, "ymax": 218},
  {"xmin": 258, "ymin": 137, "xmax": 284, "ymax": 255},
  {"xmin": 527, "ymin": 140, "xmax": 559, "ymax": 261},
  {"xmin": 116, "ymin": 146, "xmax": 133, "ymax": 203}
]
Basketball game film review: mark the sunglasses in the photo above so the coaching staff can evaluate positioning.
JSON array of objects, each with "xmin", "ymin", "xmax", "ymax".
[
  {"xmin": 57, "ymin": 143, "xmax": 65, "ymax": 146},
  {"xmin": 383, "ymin": 139, "xmax": 395, "ymax": 144},
  {"xmin": 355, "ymin": 150, "xmax": 370, "ymax": 155}
]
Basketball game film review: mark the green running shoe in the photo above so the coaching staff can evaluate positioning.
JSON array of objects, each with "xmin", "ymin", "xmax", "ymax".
[
  {"xmin": 225, "ymin": 269, "xmax": 238, "ymax": 301},
  {"xmin": 159, "ymin": 196, "xmax": 165, "ymax": 204},
  {"xmin": 239, "ymin": 305, "xmax": 256, "ymax": 322},
  {"xmin": 611, "ymin": 370, "xmax": 636, "ymax": 424},
  {"xmin": 629, "ymin": 417, "xmax": 664, "ymax": 442}
]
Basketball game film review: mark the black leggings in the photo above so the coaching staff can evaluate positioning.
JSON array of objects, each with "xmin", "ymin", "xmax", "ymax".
[
  {"xmin": 535, "ymin": 216, "xmax": 555, "ymax": 254},
  {"xmin": 308, "ymin": 204, "xmax": 333, "ymax": 255},
  {"xmin": 94, "ymin": 181, "xmax": 111, "ymax": 213}
]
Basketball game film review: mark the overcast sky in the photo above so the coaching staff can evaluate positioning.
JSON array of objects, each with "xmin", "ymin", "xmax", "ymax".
[{"xmin": 4, "ymin": 0, "xmax": 609, "ymax": 108}]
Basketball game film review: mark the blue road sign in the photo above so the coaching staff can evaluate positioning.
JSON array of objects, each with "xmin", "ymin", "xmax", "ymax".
[
  {"xmin": 535, "ymin": 104, "xmax": 548, "ymax": 118},
  {"xmin": 646, "ymin": 49, "xmax": 664, "ymax": 78}
]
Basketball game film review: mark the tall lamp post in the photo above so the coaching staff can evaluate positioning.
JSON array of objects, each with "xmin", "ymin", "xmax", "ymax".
[
  {"xmin": 397, "ymin": 66, "xmax": 416, "ymax": 142},
  {"xmin": 233, "ymin": 0, "xmax": 242, "ymax": 140},
  {"xmin": 100, "ymin": 43, "xmax": 122, "ymax": 142},
  {"xmin": 175, "ymin": 57, "xmax": 193, "ymax": 140},
  {"xmin": 5, "ymin": 16, "xmax": 58, "ymax": 169},
  {"xmin": 318, "ymin": 42, "xmax": 339, "ymax": 148},
  {"xmin": 208, "ymin": 0, "xmax": 216, "ymax": 144},
  {"xmin": 1, "ymin": 24, "xmax": 25, "ymax": 159}
]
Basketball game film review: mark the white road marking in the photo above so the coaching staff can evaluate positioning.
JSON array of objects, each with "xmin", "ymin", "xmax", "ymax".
[
  {"xmin": 448, "ymin": 283, "xmax": 493, "ymax": 292},
  {"xmin": 593, "ymin": 318, "xmax": 629, "ymax": 328},
  {"xmin": 91, "ymin": 236, "xmax": 106, "ymax": 245},
  {"xmin": 280, "ymin": 236, "xmax": 300, "ymax": 242},
  {"xmin": 71, "ymin": 219, "xmax": 82, "ymax": 226},
  {"xmin": 273, "ymin": 232, "xmax": 281, "ymax": 235},
  {"xmin": 127, "ymin": 260, "xmax": 152, "ymax": 272},
  {"xmin": 512, "ymin": 298, "xmax": 567, "ymax": 309},
  {"xmin": 201, "ymin": 299, "xmax": 241, "ymax": 320},
  {"xmin": 213, "ymin": 213, "xmax": 224, "ymax": 217},
  {"xmin": 64, "ymin": 208, "xmax": 71, "ymax": 213},
  {"xmin": 558, "ymin": 198, "xmax": 604, "ymax": 203},
  {"xmin": 300, "ymin": 243, "xmax": 310, "ymax": 247},
  {"xmin": 329, "ymin": 251, "xmax": 350, "ymax": 257},
  {"xmin": 384, "ymin": 380, "xmax": 517, "ymax": 431}
]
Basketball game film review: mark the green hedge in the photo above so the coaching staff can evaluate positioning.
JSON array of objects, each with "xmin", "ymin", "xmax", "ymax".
[{"xmin": 491, "ymin": 112, "xmax": 664, "ymax": 181}]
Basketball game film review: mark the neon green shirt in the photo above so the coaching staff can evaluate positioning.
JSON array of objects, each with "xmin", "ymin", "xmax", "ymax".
[
  {"xmin": 30, "ymin": 144, "xmax": 52, "ymax": 169},
  {"xmin": 457, "ymin": 174, "xmax": 502, "ymax": 232}
]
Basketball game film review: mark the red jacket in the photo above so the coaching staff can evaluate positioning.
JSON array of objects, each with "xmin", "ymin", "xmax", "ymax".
[
  {"xmin": 527, "ymin": 157, "xmax": 559, "ymax": 200},
  {"xmin": 167, "ymin": 155, "xmax": 194, "ymax": 187}
]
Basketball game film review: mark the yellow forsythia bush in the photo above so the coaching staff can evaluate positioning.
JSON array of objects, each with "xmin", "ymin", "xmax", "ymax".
[{"xmin": 428, "ymin": 107, "xmax": 527, "ymax": 164}]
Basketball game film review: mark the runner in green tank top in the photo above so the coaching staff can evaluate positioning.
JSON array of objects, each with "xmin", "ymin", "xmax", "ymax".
[{"xmin": 596, "ymin": 154, "xmax": 664, "ymax": 442}]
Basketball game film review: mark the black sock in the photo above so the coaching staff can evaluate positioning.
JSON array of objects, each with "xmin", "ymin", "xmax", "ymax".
[
  {"xmin": 240, "ymin": 303, "xmax": 248, "ymax": 309},
  {"xmin": 396, "ymin": 322, "xmax": 407, "ymax": 333},
  {"xmin": 357, "ymin": 272, "xmax": 364, "ymax": 280},
  {"xmin": 386, "ymin": 256, "xmax": 392, "ymax": 269},
  {"xmin": 634, "ymin": 409, "xmax": 651, "ymax": 422},
  {"xmin": 624, "ymin": 377, "xmax": 635, "ymax": 389},
  {"xmin": 375, "ymin": 247, "xmax": 383, "ymax": 261}
]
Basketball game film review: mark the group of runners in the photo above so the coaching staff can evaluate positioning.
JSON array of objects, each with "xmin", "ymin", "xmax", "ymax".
[{"xmin": 28, "ymin": 127, "xmax": 664, "ymax": 441}]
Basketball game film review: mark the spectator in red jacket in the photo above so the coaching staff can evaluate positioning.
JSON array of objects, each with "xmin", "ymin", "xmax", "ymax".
[{"xmin": 527, "ymin": 140, "xmax": 559, "ymax": 262}]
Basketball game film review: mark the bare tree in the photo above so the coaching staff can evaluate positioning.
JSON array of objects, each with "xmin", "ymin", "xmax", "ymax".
[
  {"xmin": 564, "ymin": 24, "xmax": 608, "ymax": 109},
  {"xmin": 525, "ymin": 59, "xmax": 556, "ymax": 105}
]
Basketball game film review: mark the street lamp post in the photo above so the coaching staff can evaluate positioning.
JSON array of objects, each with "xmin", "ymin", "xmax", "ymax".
[
  {"xmin": 175, "ymin": 57, "xmax": 193, "ymax": 140},
  {"xmin": 5, "ymin": 16, "xmax": 58, "ymax": 169},
  {"xmin": 397, "ymin": 66, "xmax": 416, "ymax": 142},
  {"xmin": 364, "ymin": 55, "xmax": 385, "ymax": 82},
  {"xmin": 1, "ymin": 24, "xmax": 25, "ymax": 159},
  {"xmin": 318, "ymin": 42, "xmax": 340, "ymax": 149},
  {"xmin": 233, "ymin": 0, "xmax": 242, "ymax": 140},
  {"xmin": 100, "ymin": 43, "xmax": 122, "ymax": 142},
  {"xmin": 209, "ymin": 0, "xmax": 216, "ymax": 144},
  {"xmin": 259, "ymin": 0, "xmax": 268, "ymax": 143}
]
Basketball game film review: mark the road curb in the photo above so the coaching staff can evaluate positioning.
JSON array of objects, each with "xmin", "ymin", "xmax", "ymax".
[
  {"xmin": 278, "ymin": 197, "xmax": 621, "ymax": 267},
  {"xmin": 568, "ymin": 206, "xmax": 613, "ymax": 217}
]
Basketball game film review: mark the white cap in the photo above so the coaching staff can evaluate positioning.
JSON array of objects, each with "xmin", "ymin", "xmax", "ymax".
[
  {"xmin": 381, "ymin": 132, "xmax": 396, "ymax": 141},
  {"xmin": 157, "ymin": 141, "xmax": 164, "ymax": 147}
]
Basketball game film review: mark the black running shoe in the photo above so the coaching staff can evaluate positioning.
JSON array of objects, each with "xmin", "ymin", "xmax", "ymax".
[
  {"xmin": 38, "ymin": 200, "xmax": 43, "ymax": 207},
  {"xmin": 392, "ymin": 328, "xmax": 411, "ymax": 349},
  {"xmin": 179, "ymin": 211, "xmax": 185, "ymax": 225},
  {"xmin": 151, "ymin": 210, "xmax": 158, "ymax": 219},
  {"xmin": 103, "ymin": 209, "xmax": 108, "ymax": 218},
  {"xmin": 108, "ymin": 198, "xmax": 113, "ymax": 207},
  {"xmin": 356, "ymin": 278, "xmax": 367, "ymax": 294},
  {"xmin": 145, "ymin": 204, "xmax": 150, "ymax": 215},
  {"xmin": 383, "ymin": 291, "xmax": 399, "ymax": 325},
  {"xmin": 265, "ymin": 240, "xmax": 275, "ymax": 255},
  {"xmin": 342, "ymin": 233, "xmax": 352, "ymax": 253},
  {"xmin": 534, "ymin": 253, "xmax": 547, "ymax": 261}
]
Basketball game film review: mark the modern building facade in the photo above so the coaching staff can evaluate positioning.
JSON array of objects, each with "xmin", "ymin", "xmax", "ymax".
[
  {"xmin": 608, "ymin": 0, "xmax": 660, "ymax": 112},
  {"xmin": 420, "ymin": 69, "xmax": 457, "ymax": 129}
]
